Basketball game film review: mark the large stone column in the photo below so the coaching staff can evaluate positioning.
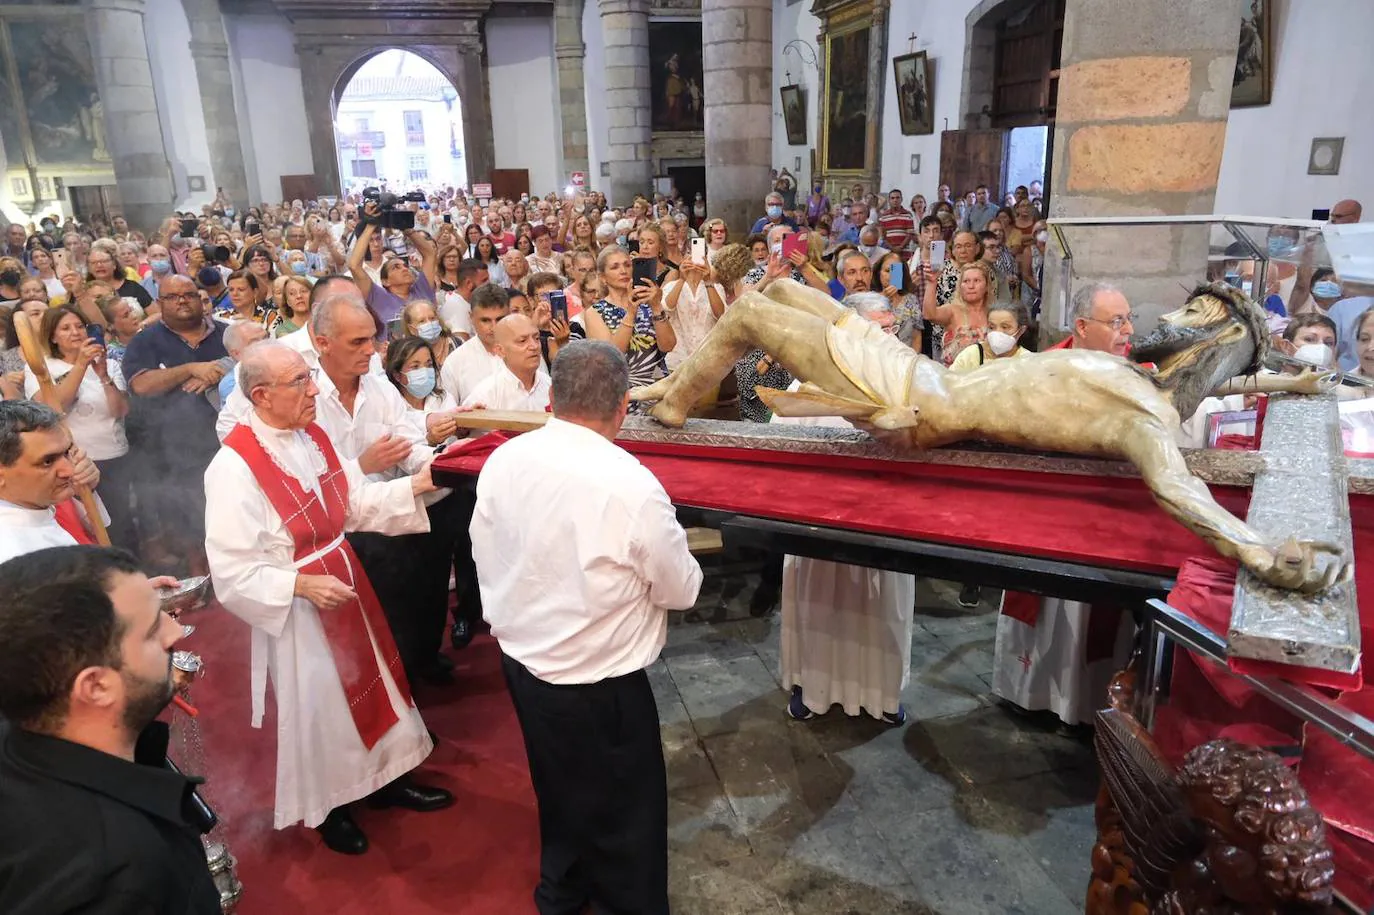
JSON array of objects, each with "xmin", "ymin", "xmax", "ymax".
[
  {"xmin": 84, "ymin": 0, "xmax": 175, "ymax": 232},
  {"xmin": 554, "ymin": 0, "xmax": 589, "ymax": 185},
  {"xmin": 1046, "ymin": 0, "xmax": 1240, "ymax": 327},
  {"xmin": 702, "ymin": 0, "xmax": 772, "ymax": 238},
  {"xmin": 181, "ymin": 0, "xmax": 249, "ymax": 208},
  {"xmin": 599, "ymin": 0, "xmax": 652, "ymax": 206},
  {"xmin": 455, "ymin": 34, "xmax": 496, "ymax": 187}
]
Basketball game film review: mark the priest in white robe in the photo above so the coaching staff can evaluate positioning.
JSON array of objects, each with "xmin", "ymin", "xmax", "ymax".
[
  {"xmin": 769, "ymin": 294, "xmax": 915, "ymax": 725},
  {"xmin": 0, "ymin": 400, "xmax": 107, "ymax": 562},
  {"xmin": 204, "ymin": 341, "xmax": 453, "ymax": 856}
]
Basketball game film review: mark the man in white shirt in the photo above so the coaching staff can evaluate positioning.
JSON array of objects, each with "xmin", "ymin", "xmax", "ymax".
[
  {"xmin": 306, "ymin": 293, "xmax": 459, "ymax": 686},
  {"xmin": 461, "ymin": 314, "xmax": 551, "ymax": 412},
  {"xmin": 439, "ymin": 258, "xmax": 488, "ymax": 339},
  {"xmin": 216, "ymin": 275, "xmax": 384, "ymax": 441},
  {"xmin": 471, "ymin": 340, "xmax": 702, "ymax": 915},
  {"xmin": 439, "ymin": 282, "xmax": 510, "ymax": 404},
  {"xmin": 0, "ymin": 401, "xmax": 105, "ymax": 562}
]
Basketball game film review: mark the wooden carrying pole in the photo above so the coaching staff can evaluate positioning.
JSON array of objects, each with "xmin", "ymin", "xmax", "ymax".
[{"xmin": 13, "ymin": 313, "xmax": 111, "ymax": 545}]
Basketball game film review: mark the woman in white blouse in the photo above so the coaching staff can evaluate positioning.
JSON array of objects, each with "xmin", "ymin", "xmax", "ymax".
[
  {"xmin": 25, "ymin": 304, "xmax": 135, "ymax": 549},
  {"xmin": 384, "ymin": 335, "xmax": 460, "ymax": 446},
  {"xmin": 661, "ymin": 256, "xmax": 724, "ymax": 370}
]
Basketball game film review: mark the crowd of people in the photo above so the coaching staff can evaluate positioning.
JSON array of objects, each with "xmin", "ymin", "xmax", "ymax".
[{"xmin": 0, "ymin": 177, "xmax": 1367, "ymax": 913}]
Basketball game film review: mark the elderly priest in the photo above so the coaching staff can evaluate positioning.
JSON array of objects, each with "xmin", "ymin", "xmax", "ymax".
[{"xmin": 204, "ymin": 340, "xmax": 451, "ymax": 856}]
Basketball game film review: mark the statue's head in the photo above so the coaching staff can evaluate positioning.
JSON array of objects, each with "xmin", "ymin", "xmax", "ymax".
[{"xmin": 1130, "ymin": 282, "xmax": 1271, "ymax": 420}]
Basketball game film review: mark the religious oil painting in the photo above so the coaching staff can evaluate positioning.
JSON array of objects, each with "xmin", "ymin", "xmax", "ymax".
[
  {"xmin": 893, "ymin": 51, "xmax": 933, "ymax": 136},
  {"xmin": 1231, "ymin": 0, "xmax": 1271, "ymax": 108},
  {"xmin": 3, "ymin": 19, "xmax": 107, "ymax": 166},
  {"xmin": 648, "ymin": 21, "xmax": 704, "ymax": 132},
  {"xmin": 824, "ymin": 24, "xmax": 870, "ymax": 172},
  {"xmin": 780, "ymin": 85, "xmax": 806, "ymax": 146}
]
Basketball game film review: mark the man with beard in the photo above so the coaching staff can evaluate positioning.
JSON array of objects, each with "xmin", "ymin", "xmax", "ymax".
[{"xmin": 0, "ymin": 545, "xmax": 220, "ymax": 914}]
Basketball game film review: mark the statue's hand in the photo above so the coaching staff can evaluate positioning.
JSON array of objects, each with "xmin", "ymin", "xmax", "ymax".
[
  {"xmin": 1291, "ymin": 368, "xmax": 1340, "ymax": 396},
  {"xmin": 1245, "ymin": 538, "xmax": 1350, "ymax": 593}
]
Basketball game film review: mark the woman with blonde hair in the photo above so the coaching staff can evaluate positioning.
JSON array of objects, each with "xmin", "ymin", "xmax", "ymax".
[
  {"xmin": 636, "ymin": 222, "xmax": 675, "ymax": 284},
  {"xmin": 920, "ymin": 259, "xmax": 994, "ymax": 367},
  {"xmin": 401, "ymin": 299, "xmax": 457, "ymax": 367}
]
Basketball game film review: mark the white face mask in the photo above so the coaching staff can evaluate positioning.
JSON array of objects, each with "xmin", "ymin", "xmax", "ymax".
[
  {"xmin": 1292, "ymin": 342, "xmax": 1333, "ymax": 368},
  {"xmin": 987, "ymin": 330, "xmax": 1019, "ymax": 355}
]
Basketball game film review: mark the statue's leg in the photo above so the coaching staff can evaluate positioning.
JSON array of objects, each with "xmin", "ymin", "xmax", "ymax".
[
  {"xmin": 631, "ymin": 291, "xmax": 869, "ymax": 427},
  {"xmin": 1120, "ymin": 421, "xmax": 1348, "ymax": 593},
  {"xmin": 760, "ymin": 277, "xmax": 849, "ymax": 322}
]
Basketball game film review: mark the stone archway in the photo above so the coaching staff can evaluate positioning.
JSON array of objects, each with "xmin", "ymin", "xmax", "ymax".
[{"xmin": 293, "ymin": 17, "xmax": 496, "ymax": 195}]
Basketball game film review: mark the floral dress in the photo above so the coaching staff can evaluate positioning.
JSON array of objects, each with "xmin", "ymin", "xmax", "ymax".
[
  {"xmin": 939, "ymin": 305, "xmax": 988, "ymax": 368},
  {"xmin": 591, "ymin": 298, "xmax": 667, "ymax": 410}
]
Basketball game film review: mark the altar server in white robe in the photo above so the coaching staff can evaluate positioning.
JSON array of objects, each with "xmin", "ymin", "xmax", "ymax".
[
  {"xmin": 0, "ymin": 400, "xmax": 108, "ymax": 562},
  {"xmin": 204, "ymin": 341, "xmax": 453, "ymax": 857},
  {"xmin": 771, "ymin": 293, "xmax": 915, "ymax": 725}
]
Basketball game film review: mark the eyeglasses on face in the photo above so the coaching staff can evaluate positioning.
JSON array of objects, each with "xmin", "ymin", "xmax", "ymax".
[
  {"xmin": 1085, "ymin": 313, "xmax": 1136, "ymax": 332},
  {"xmin": 160, "ymin": 292, "xmax": 197, "ymax": 303},
  {"xmin": 268, "ymin": 367, "xmax": 319, "ymax": 390}
]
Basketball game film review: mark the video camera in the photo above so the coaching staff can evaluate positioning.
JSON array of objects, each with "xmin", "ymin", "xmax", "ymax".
[{"xmin": 361, "ymin": 188, "xmax": 426, "ymax": 231}]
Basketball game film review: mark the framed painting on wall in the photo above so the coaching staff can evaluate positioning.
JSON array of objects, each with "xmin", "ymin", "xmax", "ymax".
[
  {"xmin": 893, "ymin": 51, "xmax": 933, "ymax": 136},
  {"xmin": 780, "ymin": 85, "xmax": 806, "ymax": 146},
  {"xmin": 822, "ymin": 22, "xmax": 870, "ymax": 173},
  {"xmin": 1231, "ymin": 0, "xmax": 1272, "ymax": 107},
  {"xmin": 648, "ymin": 21, "xmax": 704, "ymax": 132}
]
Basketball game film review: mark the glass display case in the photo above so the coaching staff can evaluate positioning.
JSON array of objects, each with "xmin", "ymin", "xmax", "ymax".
[{"xmin": 1043, "ymin": 215, "xmax": 1333, "ymax": 331}]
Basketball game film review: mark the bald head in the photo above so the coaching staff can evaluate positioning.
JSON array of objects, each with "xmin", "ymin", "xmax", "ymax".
[
  {"xmin": 239, "ymin": 341, "xmax": 318, "ymax": 428},
  {"xmin": 493, "ymin": 313, "xmax": 542, "ymax": 382},
  {"xmin": 1331, "ymin": 199, "xmax": 1363, "ymax": 225}
]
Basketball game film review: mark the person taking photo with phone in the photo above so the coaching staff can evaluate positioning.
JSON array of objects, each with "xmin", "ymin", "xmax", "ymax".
[
  {"xmin": 23, "ymin": 305, "xmax": 134, "ymax": 550},
  {"xmin": 584, "ymin": 246, "xmax": 674, "ymax": 400}
]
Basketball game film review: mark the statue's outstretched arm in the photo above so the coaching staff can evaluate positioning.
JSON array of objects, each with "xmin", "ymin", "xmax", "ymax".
[
  {"xmin": 1119, "ymin": 419, "xmax": 1347, "ymax": 593},
  {"xmin": 1212, "ymin": 370, "xmax": 1337, "ymax": 397}
]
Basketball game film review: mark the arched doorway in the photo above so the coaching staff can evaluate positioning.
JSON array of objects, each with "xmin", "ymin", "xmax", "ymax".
[{"xmin": 332, "ymin": 49, "xmax": 467, "ymax": 194}]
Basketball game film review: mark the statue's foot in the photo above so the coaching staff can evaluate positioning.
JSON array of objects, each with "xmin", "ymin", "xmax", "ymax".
[
  {"xmin": 629, "ymin": 375, "xmax": 674, "ymax": 403},
  {"xmin": 1248, "ymin": 538, "xmax": 1351, "ymax": 593},
  {"xmin": 648, "ymin": 399, "xmax": 688, "ymax": 428}
]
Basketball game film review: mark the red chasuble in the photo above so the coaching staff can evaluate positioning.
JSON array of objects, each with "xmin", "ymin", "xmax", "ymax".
[
  {"xmin": 53, "ymin": 500, "xmax": 97, "ymax": 545},
  {"xmin": 224, "ymin": 422, "xmax": 413, "ymax": 749}
]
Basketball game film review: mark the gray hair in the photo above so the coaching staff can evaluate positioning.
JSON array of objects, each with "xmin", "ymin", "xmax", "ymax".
[
  {"xmin": 594, "ymin": 223, "xmax": 616, "ymax": 242},
  {"xmin": 222, "ymin": 319, "xmax": 266, "ymax": 357},
  {"xmin": 550, "ymin": 340, "xmax": 629, "ymax": 421},
  {"xmin": 1071, "ymin": 282, "xmax": 1122, "ymax": 322},
  {"xmin": 0, "ymin": 400, "xmax": 62, "ymax": 466},
  {"xmin": 237, "ymin": 340, "xmax": 289, "ymax": 401},
  {"xmin": 837, "ymin": 249, "xmax": 871, "ymax": 275},
  {"xmin": 766, "ymin": 224, "xmax": 791, "ymax": 246},
  {"xmin": 843, "ymin": 292, "xmax": 892, "ymax": 320},
  {"xmin": 311, "ymin": 287, "xmax": 371, "ymax": 338},
  {"xmin": 765, "ymin": 192, "xmax": 783, "ymax": 205}
]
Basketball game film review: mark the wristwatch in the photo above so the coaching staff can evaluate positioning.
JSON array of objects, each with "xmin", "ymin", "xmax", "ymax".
[{"xmin": 651, "ymin": 311, "xmax": 669, "ymax": 323}]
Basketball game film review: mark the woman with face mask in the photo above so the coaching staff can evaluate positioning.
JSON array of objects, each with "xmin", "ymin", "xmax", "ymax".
[
  {"xmin": 402, "ymin": 299, "xmax": 455, "ymax": 367},
  {"xmin": 1279, "ymin": 312, "xmax": 1338, "ymax": 372},
  {"xmin": 949, "ymin": 302, "xmax": 1030, "ymax": 371},
  {"xmin": 1307, "ymin": 268, "xmax": 1344, "ymax": 314}
]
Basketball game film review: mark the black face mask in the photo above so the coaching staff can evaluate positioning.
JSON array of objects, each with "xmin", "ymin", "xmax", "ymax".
[{"xmin": 0, "ymin": 269, "xmax": 21, "ymax": 287}]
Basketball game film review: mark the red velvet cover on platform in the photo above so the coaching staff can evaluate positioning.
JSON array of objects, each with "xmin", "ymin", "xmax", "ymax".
[{"xmin": 435, "ymin": 431, "xmax": 1373, "ymax": 906}]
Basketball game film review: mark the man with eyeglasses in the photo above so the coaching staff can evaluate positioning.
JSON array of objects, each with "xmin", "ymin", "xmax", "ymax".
[
  {"xmin": 995, "ymin": 280, "xmax": 1138, "ymax": 727},
  {"xmin": 204, "ymin": 340, "xmax": 451, "ymax": 857},
  {"xmin": 1050, "ymin": 281, "xmax": 1135, "ymax": 357},
  {"xmin": 120, "ymin": 274, "xmax": 229, "ymax": 574}
]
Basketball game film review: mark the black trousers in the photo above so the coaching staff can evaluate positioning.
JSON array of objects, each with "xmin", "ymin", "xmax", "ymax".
[
  {"xmin": 94, "ymin": 453, "xmax": 138, "ymax": 554},
  {"xmin": 447, "ymin": 482, "xmax": 483, "ymax": 627},
  {"xmin": 500, "ymin": 654, "xmax": 669, "ymax": 915},
  {"xmin": 347, "ymin": 500, "xmax": 454, "ymax": 677}
]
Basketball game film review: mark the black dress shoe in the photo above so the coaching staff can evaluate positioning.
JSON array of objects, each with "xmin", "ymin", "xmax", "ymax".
[
  {"xmin": 316, "ymin": 807, "xmax": 368, "ymax": 855},
  {"xmin": 366, "ymin": 776, "xmax": 454, "ymax": 813},
  {"xmin": 414, "ymin": 662, "xmax": 455, "ymax": 686},
  {"xmin": 450, "ymin": 619, "xmax": 473, "ymax": 650}
]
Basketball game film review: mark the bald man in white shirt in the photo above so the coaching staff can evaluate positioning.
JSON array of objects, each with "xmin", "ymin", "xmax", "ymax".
[
  {"xmin": 471, "ymin": 340, "xmax": 702, "ymax": 915},
  {"xmin": 461, "ymin": 313, "xmax": 551, "ymax": 412}
]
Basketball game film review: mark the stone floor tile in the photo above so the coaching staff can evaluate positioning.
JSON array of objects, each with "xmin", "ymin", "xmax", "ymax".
[
  {"xmin": 882, "ymin": 803, "xmax": 1081, "ymax": 915},
  {"xmin": 665, "ymin": 653, "xmax": 789, "ymax": 737},
  {"xmin": 903, "ymin": 705, "xmax": 1095, "ymax": 787}
]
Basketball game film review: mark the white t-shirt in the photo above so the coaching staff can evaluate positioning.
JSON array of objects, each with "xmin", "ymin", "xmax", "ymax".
[
  {"xmin": 25, "ymin": 357, "xmax": 128, "ymax": 460},
  {"xmin": 439, "ymin": 289, "xmax": 473, "ymax": 337},
  {"xmin": 462, "ymin": 363, "xmax": 551, "ymax": 412},
  {"xmin": 440, "ymin": 336, "xmax": 505, "ymax": 405}
]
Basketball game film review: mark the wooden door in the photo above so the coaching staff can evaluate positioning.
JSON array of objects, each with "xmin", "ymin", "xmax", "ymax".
[
  {"xmin": 991, "ymin": 0, "xmax": 1064, "ymax": 127},
  {"xmin": 939, "ymin": 129, "xmax": 1009, "ymax": 200},
  {"xmin": 280, "ymin": 174, "xmax": 319, "ymax": 202},
  {"xmin": 490, "ymin": 169, "xmax": 529, "ymax": 201}
]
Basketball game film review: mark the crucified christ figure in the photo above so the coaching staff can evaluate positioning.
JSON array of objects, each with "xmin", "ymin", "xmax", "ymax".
[{"xmin": 630, "ymin": 278, "xmax": 1347, "ymax": 593}]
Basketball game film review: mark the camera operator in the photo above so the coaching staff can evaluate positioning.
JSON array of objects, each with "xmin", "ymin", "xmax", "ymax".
[{"xmin": 348, "ymin": 199, "xmax": 438, "ymax": 330}]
